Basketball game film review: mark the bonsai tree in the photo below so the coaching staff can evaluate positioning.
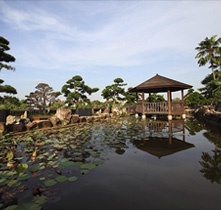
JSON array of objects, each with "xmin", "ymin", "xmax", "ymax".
[
  {"xmin": 0, "ymin": 36, "xmax": 17, "ymax": 96},
  {"xmin": 0, "ymin": 79, "xmax": 17, "ymax": 95},
  {"xmin": 124, "ymin": 87, "xmax": 141, "ymax": 105},
  {"xmin": 25, "ymin": 83, "xmax": 59, "ymax": 114},
  {"xmin": 101, "ymin": 78, "xmax": 127, "ymax": 105},
  {"xmin": 0, "ymin": 36, "xmax": 16, "ymax": 72},
  {"xmin": 61, "ymin": 75, "xmax": 99, "ymax": 108},
  {"xmin": 146, "ymin": 93, "xmax": 166, "ymax": 102},
  {"xmin": 184, "ymin": 88, "xmax": 206, "ymax": 107}
]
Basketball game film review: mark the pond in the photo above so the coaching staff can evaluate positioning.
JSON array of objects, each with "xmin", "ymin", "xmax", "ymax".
[{"xmin": 0, "ymin": 116, "xmax": 221, "ymax": 210}]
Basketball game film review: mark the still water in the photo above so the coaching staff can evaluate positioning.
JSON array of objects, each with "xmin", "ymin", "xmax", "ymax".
[
  {"xmin": 1, "ymin": 116, "xmax": 220, "ymax": 210},
  {"xmin": 44, "ymin": 117, "xmax": 221, "ymax": 210}
]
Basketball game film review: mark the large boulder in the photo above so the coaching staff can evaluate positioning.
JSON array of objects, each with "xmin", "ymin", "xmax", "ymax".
[
  {"xmin": 25, "ymin": 122, "xmax": 37, "ymax": 130},
  {"xmin": 49, "ymin": 116, "xmax": 60, "ymax": 126},
  {"xmin": 6, "ymin": 115, "xmax": 16, "ymax": 125},
  {"xmin": 55, "ymin": 107, "xmax": 72, "ymax": 125},
  {"xmin": 70, "ymin": 114, "xmax": 80, "ymax": 124},
  {"xmin": 36, "ymin": 120, "xmax": 52, "ymax": 129}
]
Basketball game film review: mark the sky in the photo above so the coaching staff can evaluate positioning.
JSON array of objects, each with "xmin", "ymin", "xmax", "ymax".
[{"xmin": 0, "ymin": 0, "xmax": 221, "ymax": 101}]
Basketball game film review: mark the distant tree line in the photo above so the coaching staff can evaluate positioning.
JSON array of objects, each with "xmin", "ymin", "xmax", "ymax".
[{"xmin": 1, "ymin": 35, "xmax": 221, "ymax": 112}]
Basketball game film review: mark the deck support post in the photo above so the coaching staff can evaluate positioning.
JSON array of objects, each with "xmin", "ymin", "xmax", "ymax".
[
  {"xmin": 142, "ymin": 92, "xmax": 145, "ymax": 115},
  {"xmin": 142, "ymin": 92, "xmax": 146, "ymax": 120},
  {"xmin": 167, "ymin": 89, "xmax": 172, "ymax": 120},
  {"xmin": 181, "ymin": 90, "xmax": 186, "ymax": 119}
]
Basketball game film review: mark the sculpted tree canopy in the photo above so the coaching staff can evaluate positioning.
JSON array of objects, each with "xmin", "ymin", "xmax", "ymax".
[
  {"xmin": 146, "ymin": 93, "xmax": 166, "ymax": 102},
  {"xmin": 61, "ymin": 75, "xmax": 99, "ymax": 107},
  {"xmin": 0, "ymin": 96, "xmax": 27, "ymax": 109},
  {"xmin": 124, "ymin": 87, "xmax": 140, "ymax": 105},
  {"xmin": 0, "ymin": 36, "xmax": 16, "ymax": 71},
  {"xmin": 0, "ymin": 79, "xmax": 17, "ymax": 94},
  {"xmin": 184, "ymin": 88, "xmax": 206, "ymax": 107},
  {"xmin": 25, "ymin": 83, "xmax": 59, "ymax": 114},
  {"xmin": 101, "ymin": 78, "xmax": 127, "ymax": 104},
  {"xmin": 195, "ymin": 35, "xmax": 221, "ymax": 80},
  {"xmin": 0, "ymin": 36, "xmax": 17, "ymax": 95}
]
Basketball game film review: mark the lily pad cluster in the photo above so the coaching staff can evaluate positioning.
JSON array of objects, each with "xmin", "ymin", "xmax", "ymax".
[{"xmin": 0, "ymin": 116, "xmax": 158, "ymax": 209}]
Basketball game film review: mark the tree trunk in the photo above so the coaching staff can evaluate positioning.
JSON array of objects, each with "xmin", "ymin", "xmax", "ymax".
[
  {"xmin": 210, "ymin": 58, "xmax": 216, "ymax": 80},
  {"xmin": 211, "ymin": 66, "xmax": 216, "ymax": 80}
]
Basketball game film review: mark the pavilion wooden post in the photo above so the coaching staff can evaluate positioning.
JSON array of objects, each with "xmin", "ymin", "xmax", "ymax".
[
  {"xmin": 142, "ymin": 92, "xmax": 146, "ymax": 119},
  {"xmin": 135, "ymin": 92, "xmax": 139, "ymax": 118},
  {"xmin": 167, "ymin": 89, "xmax": 172, "ymax": 120},
  {"xmin": 181, "ymin": 89, "xmax": 185, "ymax": 113},
  {"xmin": 142, "ymin": 92, "xmax": 145, "ymax": 114}
]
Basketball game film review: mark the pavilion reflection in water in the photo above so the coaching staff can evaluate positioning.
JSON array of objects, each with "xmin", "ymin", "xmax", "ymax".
[{"xmin": 132, "ymin": 120, "xmax": 195, "ymax": 158}]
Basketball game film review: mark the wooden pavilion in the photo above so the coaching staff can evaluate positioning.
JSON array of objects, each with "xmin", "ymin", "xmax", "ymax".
[{"xmin": 129, "ymin": 74, "xmax": 192, "ymax": 119}]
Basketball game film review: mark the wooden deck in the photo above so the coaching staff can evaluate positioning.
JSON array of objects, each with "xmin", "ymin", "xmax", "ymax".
[{"xmin": 128, "ymin": 102, "xmax": 184, "ymax": 115}]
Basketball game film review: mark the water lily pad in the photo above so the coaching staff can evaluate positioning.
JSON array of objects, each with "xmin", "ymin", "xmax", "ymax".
[
  {"xmin": 4, "ymin": 205, "xmax": 18, "ymax": 210},
  {"xmin": 48, "ymin": 154, "xmax": 55, "ymax": 160},
  {"xmin": 80, "ymin": 169, "xmax": 89, "ymax": 174},
  {"xmin": 33, "ymin": 195, "xmax": 48, "ymax": 205},
  {"xmin": 80, "ymin": 163, "xmax": 96, "ymax": 170},
  {"xmin": 62, "ymin": 161, "xmax": 74, "ymax": 167},
  {"xmin": 93, "ymin": 161, "xmax": 104, "ymax": 166},
  {"xmin": 7, "ymin": 179, "xmax": 21, "ymax": 188},
  {"xmin": 44, "ymin": 179, "xmax": 57, "ymax": 187},
  {"xmin": 72, "ymin": 162, "xmax": 83, "ymax": 167},
  {"xmin": 0, "ymin": 178, "xmax": 7, "ymax": 186},
  {"xmin": 29, "ymin": 163, "xmax": 45, "ymax": 172},
  {"xmin": 55, "ymin": 175, "xmax": 67, "ymax": 183},
  {"xmin": 16, "ymin": 163, "xmax": 28, "ymax": 175},
  {"xmin": 17, "ymin": 173, "xmax": 30, "ymax": 181},
  {"xmin": 68, "ymin": 176, "xmax": 78, "ymax": 182},
  {"xmin": 6, "ymin": 152, "xmax": 14, "ymax": 161},
  {"xmin": 39, "ymin": 177, "xmax": 45, "ymax": 181},
  {"xmin": 101, "ymin": 151, "xmax": 108, "ymax": 156},
  {"xmin": 16, "ymin": 202, "xmax": 41, "ymax": 210}
]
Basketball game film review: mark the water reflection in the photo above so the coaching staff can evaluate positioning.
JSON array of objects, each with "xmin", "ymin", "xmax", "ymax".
[
  {"xmin": 185, "ymin": 118, "xmax": 203, "ymax": 135},
  {"xmin": 199, "ymin": 128, "xmax": 221, "ymax": 184},
  {"xmin": 132, "ymin": 119, "xmax": 195, "ymax": 158}
]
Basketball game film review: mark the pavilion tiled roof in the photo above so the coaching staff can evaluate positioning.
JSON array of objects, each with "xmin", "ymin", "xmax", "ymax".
[{"xmin": 130, "ymin": 74, "xmax": 192, "ymax": 93}]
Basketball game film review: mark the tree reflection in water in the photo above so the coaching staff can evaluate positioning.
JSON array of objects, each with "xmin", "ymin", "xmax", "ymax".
[
  {"xmin": 184, "ymin": 118, "xmax": 221, "ymax": 184},
  {"xmin": 199, "ymin": 131, "xmax": 221, "ymax": 184}
]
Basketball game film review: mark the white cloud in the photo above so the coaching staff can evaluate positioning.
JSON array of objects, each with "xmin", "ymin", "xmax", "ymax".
[
  {"xmin": 33, "ymin": 79, "xmax": 48, "ymax": 83},
  {"xmin": 1, "ymin": 0, "xmax": 221, "ymax": 72}
]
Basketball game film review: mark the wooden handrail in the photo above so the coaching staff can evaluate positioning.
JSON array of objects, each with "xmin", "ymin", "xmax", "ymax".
[{"xmin": 135, "ymin": 102, "xmax": 184, "ymax": 114}]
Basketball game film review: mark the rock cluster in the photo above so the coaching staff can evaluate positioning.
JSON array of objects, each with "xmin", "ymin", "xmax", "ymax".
[
  {"xmin": 1, "ymin": 107, "xmax": 122, "ymax": 134},
  {"xmin": 193, "ymin": 106, "xmax": 221, "ymax": 128}
]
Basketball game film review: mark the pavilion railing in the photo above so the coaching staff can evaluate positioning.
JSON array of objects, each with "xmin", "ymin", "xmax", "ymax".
[
  {"xmin": 135, "ymin": 102, "xmax": 184, "ymax": 114},
  {"xmin": 171, "ymin": 102, "xmax": 184, "ymax": 114},
  {"xmin": 145, "ymin": 102, "xmax": 169, "ymax": 114}
]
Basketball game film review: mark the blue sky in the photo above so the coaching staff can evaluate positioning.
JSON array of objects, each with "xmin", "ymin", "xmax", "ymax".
[{"xmin": 1, "ymin": 0, "xmax": 221, "ymax": 101}]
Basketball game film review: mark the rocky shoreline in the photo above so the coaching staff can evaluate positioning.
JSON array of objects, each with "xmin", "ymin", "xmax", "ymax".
[
  {"xmin": 0, "ymin": 107, "xmax": 127, "ymax": 135},
  {"xmin": 192, "ymin": 106, "xmax": 221, "ymax": 128}
]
